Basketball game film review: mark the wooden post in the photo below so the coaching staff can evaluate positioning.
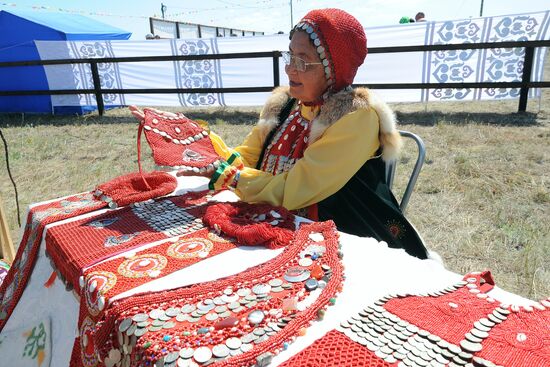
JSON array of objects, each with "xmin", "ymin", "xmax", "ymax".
[
  {"xmin": 90, "ymin": 61, "xmax": 105, "ymax": 116},
  {"xmin": 518, "ymin": 46, "xmax": 534, "ymax": 113},
  {"xmin": 0, "ymin": 195, "xmax": 15, "ymax": 263}
]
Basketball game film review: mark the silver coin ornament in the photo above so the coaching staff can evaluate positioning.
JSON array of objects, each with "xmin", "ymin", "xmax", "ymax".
[
  {"xmin": 284, "ymin": 267, "xmax": 311, "ymax": 283},
  {"xmin": 193, "ymin": 346, "xmax": 212, "ymax": 363},
  {"xmin": 247, "ymin": 310, "xmax": 265, "ymax": 325},
  {"xmin": 304, "ymin": 278, "xmax": 319, "ymax": 291},
  {"xmin": 226, "ymin": 337, "xmax": 242, "ymax": 350},
  {"xmin": 252, "ymin": 283, "xmax": 272, "ymax": 295},
  {"xmin": 179, "ymin": 348, "xmax": 194, "ymax": 359},
  {"xmin": 197, "ymin": 302, "xmax": 215, "ymax": 312},
  {"xmin": 298, "ymin": 258, "xmax": 313, "ymax": 267},
  {"xmin": 119, "ymin": 318, "xmax": 132, "ymax": 333}
]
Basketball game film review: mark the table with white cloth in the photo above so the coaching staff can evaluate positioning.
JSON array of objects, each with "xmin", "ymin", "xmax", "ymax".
[{"xmin": 0, "ymin": 176, "xmax": 542, "ymax": 367}]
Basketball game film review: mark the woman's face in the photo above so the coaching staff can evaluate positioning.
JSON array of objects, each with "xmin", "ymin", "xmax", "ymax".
[{"xmin": 286, "ymin": 31, "xmax": 329, "ymax": 103}]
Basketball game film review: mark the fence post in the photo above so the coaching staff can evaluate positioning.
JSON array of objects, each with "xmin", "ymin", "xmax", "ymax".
[
  {"xmin": 90, "ymin": 61, "xmax": 105, "ymax": 116},
  {"xmin": 518, "ymin": 46, "xmax": 534, "ymax": 113},
  {"xmin": 272, "ymin": 52, "xmax": 280, "ymax": 88}
]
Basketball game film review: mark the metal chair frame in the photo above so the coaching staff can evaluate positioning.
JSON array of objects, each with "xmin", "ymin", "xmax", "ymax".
[{"xmin": 385, "ymin": 130, "xmax": 426, "ymax": 213}]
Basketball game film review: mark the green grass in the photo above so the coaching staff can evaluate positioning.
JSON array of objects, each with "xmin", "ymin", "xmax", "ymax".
[{"xmin": 0, "ymin": 84, "xmax": 549, "ymax": 301}]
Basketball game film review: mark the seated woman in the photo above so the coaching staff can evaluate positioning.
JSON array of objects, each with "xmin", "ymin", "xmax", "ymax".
[{"xmin": 133, "ymin": 9, "xmax": 428, "ymax": 259}]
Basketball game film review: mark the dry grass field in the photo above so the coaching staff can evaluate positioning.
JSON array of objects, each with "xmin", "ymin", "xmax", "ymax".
[{"xmin": 0, "ymin": 74, "xmax": 549, "ymax": 301}]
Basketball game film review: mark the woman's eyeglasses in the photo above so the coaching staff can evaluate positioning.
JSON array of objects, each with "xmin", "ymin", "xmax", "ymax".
[{"xmin": 281, "ymin": 51, "xmax": 323, "ymax": 72}]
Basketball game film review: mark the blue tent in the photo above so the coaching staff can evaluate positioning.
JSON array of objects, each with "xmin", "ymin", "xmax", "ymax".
[{"xmin": 0, "ymin": 10, "xmax": 131, "ymax": 114}]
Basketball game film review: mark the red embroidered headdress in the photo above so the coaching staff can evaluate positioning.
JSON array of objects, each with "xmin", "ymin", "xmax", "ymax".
[{"xmin": 293, "ymin": 8, "xmax": 368, "ymax": 93}]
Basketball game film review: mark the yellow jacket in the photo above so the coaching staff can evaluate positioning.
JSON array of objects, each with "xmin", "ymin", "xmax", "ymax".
[{"xmin": 210, "ymin": 86, "xmax": 402, "ymax": 211}]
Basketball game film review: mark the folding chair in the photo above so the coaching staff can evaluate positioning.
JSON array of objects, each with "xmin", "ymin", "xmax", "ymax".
[{"xmin": 385, "ymin": 130, "xmax": 426, "ymax": 214}]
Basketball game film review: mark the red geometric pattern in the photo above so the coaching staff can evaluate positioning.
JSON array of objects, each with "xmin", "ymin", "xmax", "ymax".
[
  {"xmin": 478, "ymin": 307, "xmax": 550, "ymax": 367},
  {"xmin": 141, "ymin": 109, "xmax": 222, "ymax": 170},
  {"xmin": 81, "ymin": 228, "xmax": 238, "ymax": 315},
  {"xmin": 281, "ymin": 271, "xmax": 550, "ymax": 367},
  {"xmin": 383, "ymin": 272, "xmax": 498, "ymax": 345},
  {"xmin": 278, "ymin": 330, "xmax": 392, "ymax": 367}
]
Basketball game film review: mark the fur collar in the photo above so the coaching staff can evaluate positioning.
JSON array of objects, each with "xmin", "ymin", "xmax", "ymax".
[{"xmin": 256, "ymin": 86, "xmax": 401, "ymax": 161}]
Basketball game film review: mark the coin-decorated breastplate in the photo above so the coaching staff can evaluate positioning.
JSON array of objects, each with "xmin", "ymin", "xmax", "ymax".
[
  {"xmin": 85, "ymin": 220, "xmax": 344, "ymax": 367},
  {"xmin": 280, "ymin": 271, "xmax": 550, "ymax": 367}
]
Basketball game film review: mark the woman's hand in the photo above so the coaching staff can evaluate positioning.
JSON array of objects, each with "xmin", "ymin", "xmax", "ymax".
[{"xmin": 128, "ymin": 105, "xmax": 184, "ymax": 122}]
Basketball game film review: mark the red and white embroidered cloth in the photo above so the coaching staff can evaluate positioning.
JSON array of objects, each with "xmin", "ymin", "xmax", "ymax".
[
  {"xmin": 280, "ymin": 271, "xmax": 550, "ymax": 367},
  {"xmin": 38, "ymin": 188, "xmax": 304, "ymax": 367},
  {"xmin": 0, "ymin": 193, "xmax": 105, "ymax": 333}
]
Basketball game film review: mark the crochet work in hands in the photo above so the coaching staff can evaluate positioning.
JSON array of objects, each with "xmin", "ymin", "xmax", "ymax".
[{"xmin": 140, "ymin": 109, "xmax": 223, "ymax": 173}]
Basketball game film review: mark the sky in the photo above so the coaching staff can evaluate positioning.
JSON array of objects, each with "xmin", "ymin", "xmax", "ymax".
[{"xmin": 1, "ymin": 0, "xmax": 549, "ymax": 40}]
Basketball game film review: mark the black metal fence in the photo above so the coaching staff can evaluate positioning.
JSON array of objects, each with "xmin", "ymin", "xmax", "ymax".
[{"xmin": 0, "ymin": 40, "xmax": 548, "ymax": 115}]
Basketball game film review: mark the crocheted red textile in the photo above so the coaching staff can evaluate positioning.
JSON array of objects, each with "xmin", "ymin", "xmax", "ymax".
[
  {"xmin": 46, "ymin": 191, "xmax": 212, "ymax": 289},
  {"xmin": 279, "ymin": 330, "xmax": 391, "ymax": 367},
  {"xmin": 95, "ymin": 171, "xmax": 177, "ymax": 208},
  {"xmin": 140, "ymin": 109, "xmax": 222, "ymax": 171},
  {"xmin": 477, "ymin": 306, "xmax": 550, "ymax": 367},
  {"xmin": 202, "ymin": 202, "xmax": 295, "ymax": 249},
  {"xmin": 298, "ymin": 9, "xmax": 367, "ymax": 92},
  {"xmin": 81, "ymin": 221, "xmax": 343, "ymax": 367},
  {"xmin": 383, "ymin": 271, "xmax": 498, "ymax": 345},
  {"xmin": 0, "ymin": 193, "xmax": 105, "ymax": 333},
  {"xmin": 281, "ymin": 271, "xmax": 550, "ymax": 367},
  {"xmin": 81, "ymin": 228, "xmax": 239, "ymax": 316},
  {"xmin": 73, "ymin": 230, "xmax": 241, "ymax": 367}
]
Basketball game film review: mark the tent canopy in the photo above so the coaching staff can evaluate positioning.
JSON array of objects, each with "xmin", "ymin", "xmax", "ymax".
[
  {"xmin": 0, "ymin": 10, "xmax": 131, "ymax": 48},
  {"xmin": 0, "ymin": 10, "xmax": 131, "ymax": 114}
]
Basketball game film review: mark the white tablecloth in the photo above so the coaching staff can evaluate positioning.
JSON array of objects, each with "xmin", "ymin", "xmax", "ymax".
[{"xmin": 1, "ymin": 176, "xmax": 536, "ymax": 367}]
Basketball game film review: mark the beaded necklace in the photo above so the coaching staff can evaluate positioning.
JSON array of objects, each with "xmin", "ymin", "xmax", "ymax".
[{"xmin": 260, "ymin": 102, "xmax": 312, "ymax": 175}]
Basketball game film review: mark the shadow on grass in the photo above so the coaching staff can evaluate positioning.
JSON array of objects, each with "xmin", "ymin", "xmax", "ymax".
[
  {"xmin": 0, "ymin": 107, "xmax": 261, "ymax": 127},
  {"xmin": 183, "ymin": 109, "xmax": 259, "ymax": 125},
  {"xmin": 0, "ymin": 109, "xmax": 541, "ymax": 127},
  {"xmin": 0, "ymin": 113, "xmax": 134, "ymax": 128},
  {"xmin": 396, "ymin": 111, "xmax": 539, "ymax": 126}
]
